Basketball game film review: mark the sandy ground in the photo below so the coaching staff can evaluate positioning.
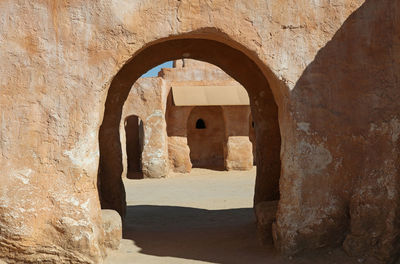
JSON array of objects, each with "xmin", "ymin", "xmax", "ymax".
[{"xmin": 105, "ymin": 168, "xmax": 369, "ymax": 264}]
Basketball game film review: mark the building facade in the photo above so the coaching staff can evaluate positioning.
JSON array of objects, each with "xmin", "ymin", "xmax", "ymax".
[{"xmin": 121, "ymin": 59, "xmax": 255, "ymax": 178}]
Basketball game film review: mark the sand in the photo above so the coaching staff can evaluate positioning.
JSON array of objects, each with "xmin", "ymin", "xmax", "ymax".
[{"xmin": 104, "ymin": 168, "xmax": 362, "ymax": 264}]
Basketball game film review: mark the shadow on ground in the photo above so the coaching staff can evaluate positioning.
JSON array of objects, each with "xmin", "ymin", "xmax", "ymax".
[
  {"xmin": 122, "ymin": 205, "xmax": 358, "ymax": 264},
  {"xmin": 123, "ymin": 205, "xmax": 276, "ymax": 263}
]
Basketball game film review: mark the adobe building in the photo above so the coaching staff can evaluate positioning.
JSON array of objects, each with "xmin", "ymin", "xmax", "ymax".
[
  {"xmin": 0, "ymin": 1, "xmax": 399, "ymax": 263},
  {"xmin": 166, "ymin": 59, "xmax": 255, "ymax": 173},
  {"xmin": 120, "ymin": 59, "xmax": 255, "ymax": 178}
]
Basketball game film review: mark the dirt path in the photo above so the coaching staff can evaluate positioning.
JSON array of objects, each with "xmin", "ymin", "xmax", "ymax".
[{"xmin": 105, "ymin": 168, "xmax": 360, "ymax": 264}]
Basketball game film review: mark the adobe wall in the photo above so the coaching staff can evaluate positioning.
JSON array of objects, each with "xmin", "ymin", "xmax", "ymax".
[
  {"xmin": 123, "ymin": 60, "xmax": 254, "ymax": 173},
  {"xmin": 163, "ymin": 59, "xmax": 254, "ymax": 172},
  {"xmin": 187, "ymin": 106, "xmax": 226, "ymax": 170},
  {"xmin": 165, "ymin": 92, "xmax": 193, "ymax": 173},
  {"xmin": 0, "ymin": 1, "xmax": 399, "ymax": 263},
  {"xmin": 222, "ymin": 106, "xmax": 253, "ymax": 170}
]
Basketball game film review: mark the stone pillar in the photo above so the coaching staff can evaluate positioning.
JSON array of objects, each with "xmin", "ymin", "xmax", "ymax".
[
  {"xmin": 141, "ymin": 110, "xmax": 169, "ymax": 178},
  {"xmin": 168, "ymin": 136, "xmax": 192, "ymax": 173},
  {"xmin": 101, "ymin": 209, "xmax": 122, "ymax": 250},
  {"xmin": 224, "ymin": 136, "xmax": 253, "ymax": 170}
]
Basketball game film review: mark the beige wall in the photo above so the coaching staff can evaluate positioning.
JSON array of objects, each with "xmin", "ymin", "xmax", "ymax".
[
  {"xmin": 165, "ymin": 91, "xmax": 193, "ymax": 173},
  {"xmin": 187, "ymin": 106, "xmax": 226, "ymax": 170},
  {"xmin": 164, "ymin": 60, "xmax": 254, "ymax": 172},
  {"xmin": 222, "ymin": 106, "xmax": 253, "ymax": 170},
  {"xmin": 0, "ymin": 1, "xmax": 398, "ymax": 263}
]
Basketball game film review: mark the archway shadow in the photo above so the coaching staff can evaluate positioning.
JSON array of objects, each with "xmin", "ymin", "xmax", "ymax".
[
  {"xmin": 122, "ymin": 205, "xmax": 358, "ymax": 264},
  {"xmin": 192, "ymin": 165, "xmax": 226, "ymax": 171},
  {"xmin": 123, "ymin": 205, "xmax": 275, "ymax": 264}
]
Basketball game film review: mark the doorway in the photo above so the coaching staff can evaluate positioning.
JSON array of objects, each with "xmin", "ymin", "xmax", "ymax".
[
  {"xmin": 187, "ymin": 106, "xmax": 226, "ymax": 170},
  {"xmin": 124, "ymin": 115, "xmax": 144, "ymax": 179}
]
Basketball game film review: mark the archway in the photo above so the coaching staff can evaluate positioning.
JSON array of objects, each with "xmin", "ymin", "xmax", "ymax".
[
  {"xmin": 124, "ymin": 115, "xmax": 144, "ymax": 179},
  {"xmin": 98, "ymin": 37, "xmax": 281, "ymax": 218},
  {"xmin": 187, "ymin": 106, "xmax": 226, "ymax": 170}
]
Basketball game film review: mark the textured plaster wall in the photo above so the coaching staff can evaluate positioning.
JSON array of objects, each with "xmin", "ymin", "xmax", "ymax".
[
  {"xmin": 187, "ymin": 106, "xmax": 226, "ymax": 169},
  {"xmin": 0, "ymin": 0, "xmax": 398, "ymax": 263}
]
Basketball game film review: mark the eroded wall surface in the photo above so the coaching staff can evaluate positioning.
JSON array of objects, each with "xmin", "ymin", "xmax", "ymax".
[{"xmin": 0, "ymin": 0, "xmax": 399, "ymax": 263}]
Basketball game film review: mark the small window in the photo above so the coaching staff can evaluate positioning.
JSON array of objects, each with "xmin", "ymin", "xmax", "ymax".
[
  {"xmin": 196, "ymin": 119, "xmax": 206, "ymax": 129},
  {"xmin": 252, "ymin": 121, "xmax": 255, "ymax": 128}
]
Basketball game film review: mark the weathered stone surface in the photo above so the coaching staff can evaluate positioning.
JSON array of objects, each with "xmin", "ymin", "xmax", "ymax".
[
  {"xmin": 168, "ymin": 136, "xmax": 192, "ymax": 173},
  {"xmin": 101, "ymin": 210, "xmax": 122, "ymax": 251},
  {"xmin": 141, "ymin": 111, "xmax": 169, "ymax": 178},
  {"xmin": 0, "ymin": 1, "xmax": 399, "ymax": 263},
  {"xmin": 225, "ymin": 136, "xmax": 253, "ymax": 171}
]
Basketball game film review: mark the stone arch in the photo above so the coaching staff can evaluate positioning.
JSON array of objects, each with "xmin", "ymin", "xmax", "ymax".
[
  {"xmin": 187, "ymin": 106, "xmax": 226, "ymax": 170},
  {"xmin": 98, "ymin": 37, "xmax": 281, "ymax": 218}
]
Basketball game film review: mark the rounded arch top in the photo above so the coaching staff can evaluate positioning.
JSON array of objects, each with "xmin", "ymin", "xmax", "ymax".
[
  {"xmin": 98, "ymin": 34, "xmax": 283, "ymax": 215},
  {"xmin": 104, "ymin": 35, "xmax": 283, "ymax": 121}
]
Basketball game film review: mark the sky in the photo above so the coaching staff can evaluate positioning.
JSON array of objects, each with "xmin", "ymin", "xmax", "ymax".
[{"xmin": 141, "ymin": 61, "xmax": 173, "ymax": 77}]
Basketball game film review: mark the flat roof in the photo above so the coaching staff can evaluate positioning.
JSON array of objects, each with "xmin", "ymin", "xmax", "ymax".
[{"xmin": 171, "ymin": 85, "xmax": 250, "ymax": 106}]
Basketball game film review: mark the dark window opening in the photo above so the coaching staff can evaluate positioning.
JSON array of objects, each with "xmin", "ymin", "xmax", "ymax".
[
  {"xmin": 252, "ymin": 121, "xmax": 255, "ymax": 128},
  {"xmin": 196, "ymin": 119, "xmax": 206, "ymax": 129}
]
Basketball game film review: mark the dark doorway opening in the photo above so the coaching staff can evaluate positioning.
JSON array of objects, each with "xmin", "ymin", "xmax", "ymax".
[
  {"xmin": 195, "ymin": 119, "xmax": 206, "ymax": 129},
  {"xmin": 125, "ymin": 115, "xmax": 144, "ymax": 179}
]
